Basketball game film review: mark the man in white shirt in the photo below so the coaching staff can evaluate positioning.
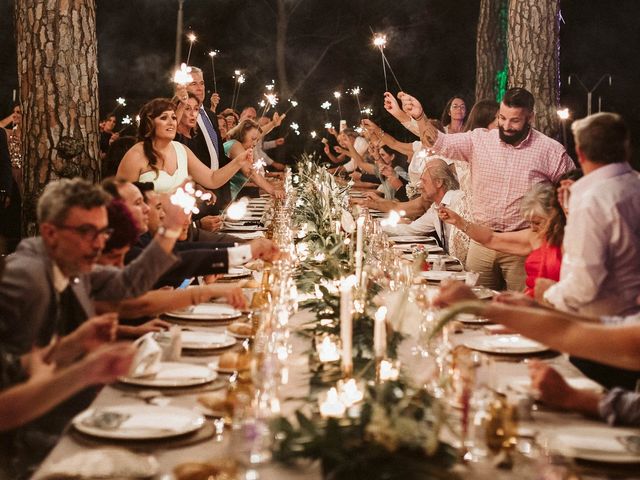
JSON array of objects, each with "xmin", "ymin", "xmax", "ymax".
[
  {"xmin": 541, "ymin": 113, "xmax": 640, "ymax": 316},
  {"xmin": 384, "ymin": 157, "xmax": 466, "ymax": 259}
]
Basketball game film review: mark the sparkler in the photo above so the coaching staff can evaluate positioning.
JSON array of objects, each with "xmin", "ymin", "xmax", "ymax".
[
  {"xmin": 170, "ymin": 182, "xmax": 212, "ymax": 215},
  {"xmin": 350, "ymin": 87, "xmax": 363, "ymax": 121},
  {"xmin": 324, "ymin": 122, "xmax": 333, "ymax": 129},
  {"xmin": 283, "ymin": 98, "xmax": 299, "ymax": 115},
  {"xmin": 361, "ymin": 106, "xmax": 373, "ymax": 118},
  {"xmin": 260, "ymin": 92, "xmax": 279, "ymax": 117},
  {"xmin": 116, "ymin": 115, "xmax": 133, "ymax": 134},
  {"xmin": 371, "ymin": 32, "xmax": 403, "ymax": 91},
  {"xmin": 173, "ymin": 63, "xmax": 193, "ymax": 85},
  {"xmin": 231, "ymin": 70, "xmax": 246, "ymax": 112},
  {"xmin": 225, "ymin": 197, "xmax": 250, "ymax": 220},
  {"xmin": 186, "ymin": 33, "xmax": 197, "ymax": 65},
  {"xmin": 333, "ymin": 91, "xmax": 342, "ymax": 120},
  {"xmin": 310, "ymin": 131, "xmax": 317, "ymax": 139},
  {"xmin": 208, "ymin": 50, "xmax": 218, "ymax": 93},
  {"xmin": 116, "ymin": 97, "xmax": 126, "ymax": 108}
]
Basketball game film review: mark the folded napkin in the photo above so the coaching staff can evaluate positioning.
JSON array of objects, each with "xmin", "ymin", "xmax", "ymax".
[
  {"xmin": 128, "ymin": 332, "xmax": 162, "ymax": 378},
  {"xmin": 40, "ymin": 448, "xmax": 158, "ymax": 478},
  {"xmin": 555, "ymin": 433, "xmax": 625, "ymax": 454}
]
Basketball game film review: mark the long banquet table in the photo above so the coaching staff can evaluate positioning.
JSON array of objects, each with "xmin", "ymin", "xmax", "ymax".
[{"xmin": 35, "ymin": 304, "xmax": 640, "ymax": 480}]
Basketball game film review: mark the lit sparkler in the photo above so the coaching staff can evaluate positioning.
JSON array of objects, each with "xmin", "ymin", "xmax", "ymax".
[
  {"xmin": 186, "ymin": 33, "xmax": 196, "ymax": 65},
  {"xmin": 254, "ymin": 157, "xmax": 267, "ymax": 172},
  {"xmin": 350, "ymin": 86, "xmax": 363, "ymax": 121},
  {"xmin": 361, "ymin": 106, "xmax": 373, "ymax": 117},
  {"xmin": 208, "ymin": 50, "xmax": 218, "ymax": 93},
  {"xmin": 225, "ymin": 197, "xmax": 249, "ymax": 220},
  {"xmin": 173, "ymin": 63, "xmax": 193, "ymax": 85},
  {"xmin": 333, "ymin": 91, "xmax": 342, "ymax": 120},
  {"xmin": 116, "ymin": 97, "xmax": 126, "ymax": 107},
  {"xmin": 372, "ymin": 32, "xmax": 402, "ymax": 91},
  {"xmin": 310, "ymin": 131, "xmax": 317, "ymax": 139},
  {"xmin": 320, "ymin": 101, "xmax": 332, "ymax": 110},
  {"xmin": 121, "ymin": 115, "xmax": 132, "ymax": 125},
  {"xmin": 324, "ymin": 122, "xmax": 333, "ymax": 129}
]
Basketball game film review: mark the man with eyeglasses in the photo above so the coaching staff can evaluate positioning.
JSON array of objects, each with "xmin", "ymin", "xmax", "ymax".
[{"xmin": 0, "ymin": 177, "xmax": 189, "ymax": 353}]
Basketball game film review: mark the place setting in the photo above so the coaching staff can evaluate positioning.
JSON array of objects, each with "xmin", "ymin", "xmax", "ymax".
[{"xmin": 165, "ymin": 303, "xmax": 243, "ymax": 322}]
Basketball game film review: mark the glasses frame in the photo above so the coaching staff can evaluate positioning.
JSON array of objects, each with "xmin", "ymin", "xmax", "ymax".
[{"xmin": 56, "ymin": 223, "xmax": 114, "ymax": 242}]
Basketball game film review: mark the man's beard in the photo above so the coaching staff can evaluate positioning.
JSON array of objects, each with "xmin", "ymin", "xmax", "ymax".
[{"xmin": 499, "ymin": 123, "xmax": 531, "ymax": 145}]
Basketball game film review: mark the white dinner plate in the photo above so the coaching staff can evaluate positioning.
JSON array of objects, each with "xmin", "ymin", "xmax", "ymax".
[
  {"xmin": 543, "ymin": 426, "xmax": 640, "ymax": 463},
  {"xmin": 73, "ymin": 405, "xmax": 205, "ymax": 440},
  {"xmin": 222, "ymin": 267, "xmax": 253, "ymax": 279},
  {"xmin": 457, "ymin": 313, "xmax": 491, "ymax": 325},
  {"xmin": 154, "ymin": 330, "xmax": 236, "ymax": 350},
  {"xmin": 119, "ymin": 362, "xmax": 217, "ymax": 387},
  {"xmin": 165, "ymin": 303, "xmax": 242, "ymax": 321},
  {"xmin": 419, "ymin": 271, "xmax": 467, "ymax": 282},
  {"xmin": 463, "ymin": 334, "xmax": 549, "ymax": 355},
  {"xmin": 508, "ymin": 376, "xmax": 603, "ymax": 395},
  {"xmin": 225, "ymin": 328, "xmax": 252, "ymax": 340},
  {"xmin": 391, "ymin": 235, "xmax": 437, "ymax": 243},
  {"xmin": 222, "ymin": 224, "xmax": 266, "ymax": 232}
]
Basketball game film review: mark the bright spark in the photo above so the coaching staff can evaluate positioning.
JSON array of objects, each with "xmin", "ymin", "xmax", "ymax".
[
  {"xmin": 373, "ymin": 34, "xmax": 387, "ymax": 48},
  {"xmin": 321, "ymin": 101, "xmax": 332, "ymax": 110},
  {"xmin": 116, "ymin": 97, "xmax": 126, "ymax": 106}
]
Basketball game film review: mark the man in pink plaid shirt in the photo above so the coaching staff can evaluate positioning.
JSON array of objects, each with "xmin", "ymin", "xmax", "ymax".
[{"xmin": 398, "ymin": 88, "xmax": 575, "ymax": 290}]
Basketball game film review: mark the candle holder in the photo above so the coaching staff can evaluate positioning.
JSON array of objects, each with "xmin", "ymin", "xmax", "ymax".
[{"xmin": 376, "ymin": 358, "xmax": 401, "ymax": 383}]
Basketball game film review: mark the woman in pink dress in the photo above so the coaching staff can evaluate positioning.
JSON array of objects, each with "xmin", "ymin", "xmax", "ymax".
[{"xmin": 439, "ymin": 181, "xmax": 566, "ymax": 296}]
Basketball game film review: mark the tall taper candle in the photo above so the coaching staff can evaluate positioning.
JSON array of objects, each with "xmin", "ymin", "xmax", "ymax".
[{"xmin": 340, "ymin": 275, "xmax": 356, "ymax": 376}]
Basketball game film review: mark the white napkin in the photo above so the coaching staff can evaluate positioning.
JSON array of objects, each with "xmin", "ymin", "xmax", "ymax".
[
  {"xmin": 231, "ymin": 231, "xmax": 265, "ymax": 239},
  {"xmin": 555, "ymin": 433, "xmax": 624, "ymax": 453},
  {"xmin": 40, "ymin": 448, "xmax": 158, "ymax": 478},
  {"xmin": 128, "ymin": 333, "xmax": 162, "ymax": 378}
]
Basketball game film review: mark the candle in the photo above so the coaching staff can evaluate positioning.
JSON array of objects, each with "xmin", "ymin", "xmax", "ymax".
[
  {"xmin": 319, "ymin": 387, "xmax": 346, "ymax": 418},
  {"xmin": 340, "ymin": 275, "xmax": 357, "ymax": 375},
  {"xmin": 317, "ymin": 336, "xmax": 340, "ymax": 363},
  {"xmin": 379, "ymin": 359, "xmax": 400, "ymax": 381},
  {"xmin": 335, "ymin": 220, "xmax": 341, "ymax": 235},
  {"xmin": 355, "ymin": 216, "xmax": 364, "ymax": 283},
  {"xmin": 374, "ymin": 306, "xmax": 387, "ymax": 358},
  {"xmin": 338, "ymin": 378, "xmax": 364, "ymax": 407}
]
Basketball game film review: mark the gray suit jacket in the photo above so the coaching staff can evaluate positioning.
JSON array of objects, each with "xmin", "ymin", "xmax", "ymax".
[{"xmin": 0, "ymin": 237, "xmax": 178, "ymax": 352}]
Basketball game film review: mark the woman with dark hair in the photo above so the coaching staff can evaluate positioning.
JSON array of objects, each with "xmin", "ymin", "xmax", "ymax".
[
  {"xmin": 440, "ymin": 95, "xmax": 467, "ymax": 134},
  {"xmin": 225, "ymin": 119, "xmax": 285, "ymax": 199},
  {"xmin": 116, "ymin": 98, "xmax": 252, "ymax": 193},
  {"xmin": 464, "ymin": 99, "xmax": 499, "ymax": 132},
  {"xmin": 439, "ymin": 172, "xmax": 583, "ymax": 296}
]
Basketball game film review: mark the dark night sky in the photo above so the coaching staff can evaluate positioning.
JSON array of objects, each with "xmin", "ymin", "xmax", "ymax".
[{"xmin": 0, "ymin": 0, "xmax": 639, "ymax": 164}]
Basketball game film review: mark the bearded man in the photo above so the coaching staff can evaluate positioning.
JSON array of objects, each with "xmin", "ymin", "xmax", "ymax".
[{"xmin": 399, "ymin": 87, "xmax": 575, "ymax": 290}]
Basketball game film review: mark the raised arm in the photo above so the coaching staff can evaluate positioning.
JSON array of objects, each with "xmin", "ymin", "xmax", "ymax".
[
  {"xmin": 361, "ymin": 119, "xmax": 414, "ymax": 157},
  {"xmin": 186, "ymin": 144, "xmax": 252, "ymax": 189},
  {"xmin": 438, "ymin": 206, "xmax": 534, "ymax": 256}
]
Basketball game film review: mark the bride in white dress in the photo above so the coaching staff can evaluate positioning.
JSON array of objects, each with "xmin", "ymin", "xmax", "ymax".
[{"xmin": 116, "ymin": 98, "xmax": 252, "ymax": 193}]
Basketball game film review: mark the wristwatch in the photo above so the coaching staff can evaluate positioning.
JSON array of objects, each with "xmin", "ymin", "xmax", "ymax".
[{"xmin": 157, "ymin": 226, "xmax": 182, "ymax": 239}]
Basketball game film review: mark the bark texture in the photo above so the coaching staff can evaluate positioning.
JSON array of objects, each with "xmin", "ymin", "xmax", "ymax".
[
  {"xmin": 14, "ymin": 0, "xmax": 101, "ymax": 236},
  {"xmin": 507, "ymin": 0, "xmax": 561, "ymax": 137},
  {"xmin": 475, "ymin": 0, "xmax": 508, "ymax": 102}
]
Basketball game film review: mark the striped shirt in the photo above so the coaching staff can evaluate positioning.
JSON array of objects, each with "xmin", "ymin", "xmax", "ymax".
[{"xmin": 432, "ymin": 127, "xmax": 574, "ymax": 231}]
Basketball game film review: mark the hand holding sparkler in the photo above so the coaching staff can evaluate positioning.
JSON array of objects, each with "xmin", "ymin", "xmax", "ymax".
[
  {"xmin": 397, "ymin": 92, "xmax": 425, "ymax": 121},
  {"xmin": 209, "ymin": 92, "xmax": 220, "ymax": 112},
  {"xmin": 272, "ymin": 111, "xmax": 286, "ymax": 127},
  {"xmin": 186, "ymin": 33, "xmax": 197, "ymax": 65},
  {"xmin": 383, "ymin": 91, "xmax": 409, "ymax": 121}
]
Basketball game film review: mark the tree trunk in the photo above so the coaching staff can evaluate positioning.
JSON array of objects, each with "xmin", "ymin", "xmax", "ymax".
[
  {"xmin": 275, "ymin": 0, "xmax": 291, "ymax": 99},
  {"xmin": 507, "ymin": 0, "xmax": 560, "ymax": 137},
  {"xmin": 14, "ymin": 0, "xmax": 101, "ymax": 236},
  {"xmin": 475, "ymin": 0, "xmax": 508, "ymax": 102}
]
